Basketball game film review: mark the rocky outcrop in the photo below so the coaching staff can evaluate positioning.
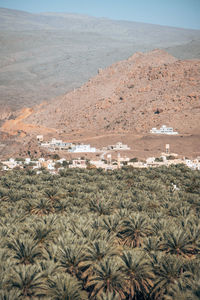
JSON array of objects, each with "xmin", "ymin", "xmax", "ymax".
[{"xmin": 21, "ymin": 49, "xmax": 200, "ymax": 136}]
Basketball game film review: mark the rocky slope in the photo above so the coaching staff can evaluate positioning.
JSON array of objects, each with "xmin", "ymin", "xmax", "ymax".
[
  {"xmin": 23, "ymin": 49, "xmax": 200, "ymax": 134},
  {"xmin": 1, "ymin": 49, "xmax": 200, "ymax": 159},
  {"xmin": 1, "ymin": 7, "xmax": 200, "ymax": 115}
]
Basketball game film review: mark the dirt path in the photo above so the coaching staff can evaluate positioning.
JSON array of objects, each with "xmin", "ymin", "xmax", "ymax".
[{"xmin": 1, "ymin": 108, "xmax": 56, "ymax": 136}]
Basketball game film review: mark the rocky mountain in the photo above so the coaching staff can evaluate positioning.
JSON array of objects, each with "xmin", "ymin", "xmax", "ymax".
[
  {"xmin": 1, "ymin": 49, "xmax": 199, "ymax": 159},
  {"xmin": 19, "ymin": 50, "xmax": 200, "ymax": 134},
  {"xmin": 0, "ymin": 7, "xmax": 200, "ymax": 115}
]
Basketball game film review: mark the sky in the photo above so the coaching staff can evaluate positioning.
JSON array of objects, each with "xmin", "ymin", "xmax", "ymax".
[{"xmin": 0, "ymin": 0, "xmax": 200, "ymax": 30}]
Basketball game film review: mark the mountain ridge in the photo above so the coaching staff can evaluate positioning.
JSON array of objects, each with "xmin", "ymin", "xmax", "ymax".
[
  {"xmin": 1, "ymin": 7, "xmax": 200, "ymax": 31},
  {"xmin": 1, "ymin": 7, "xmax": 200, "ymax": 115}
]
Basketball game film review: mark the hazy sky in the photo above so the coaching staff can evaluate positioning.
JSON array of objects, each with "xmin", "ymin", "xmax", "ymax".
[{"xmin": 0, "ymin": 0, "xmax": 200, "ymax": 29}]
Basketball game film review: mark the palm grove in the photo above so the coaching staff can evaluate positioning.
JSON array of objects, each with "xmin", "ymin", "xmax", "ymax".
[{"xmin": 0, "ymin": 164, "xmax": 199, "ymax": 299}]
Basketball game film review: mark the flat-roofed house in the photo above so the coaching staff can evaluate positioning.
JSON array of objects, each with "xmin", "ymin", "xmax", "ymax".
[
  {"xmin": 150, "ymin": 125, "xmax": 178, "ymax": 135},
  {"xmin": 69, "ymin": 144, "xmax": 96, "ymax": 153}
]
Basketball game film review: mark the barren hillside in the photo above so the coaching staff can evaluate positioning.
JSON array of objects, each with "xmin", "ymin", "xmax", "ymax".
[
  {"xmin": 1, "ymin": 49, "xmax": 200, "ymax": 159},
  {"xmin": 1, "ymin": 7, "xmax": 200, "ymax": 116},
  {"xmin": 23, "ymin": 49, "xmax": 200, "ymax": 135}
]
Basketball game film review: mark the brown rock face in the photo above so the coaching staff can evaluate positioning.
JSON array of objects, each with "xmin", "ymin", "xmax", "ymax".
[
  {"xmin": 1, "ymin": 49, "xmax": 200, "ymax": 158},
  {"xmin": 24, "ymin": 49, "xmax": 199, "ymax": 135}
]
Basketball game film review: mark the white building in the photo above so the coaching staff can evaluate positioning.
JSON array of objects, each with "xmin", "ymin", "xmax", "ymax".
[
  {"xmin": 184, "ymin": 159, "xmax": 200, "ymax": 170},
  {"xmin": 2, "ymin": 158, "xmax": 18, "ymax": 169},
  {"xmin": 40, "ymin": 138, "xmax": 72, "ymax": 150},
  {"xmin": 9, "ymin": 158, "xmax": 15, "ymax": 163},
  {"xmin": 40, "ymin": 142, "xmax": 50, "ymax": 148},
  {"xmin": 108, "ymin": 142, "xmax": 130, "ymax": 150},
  {"xmin": 57, "ymin": 158, "xmax": 67, "ymax": 164},
  {"xmin": 69, "ymin": 144, "xmax": 96, "ymax": 153},
  {"xmin": 39, "ymin": 158, "xmax": 45, "ymax": 163},
  {"xmin": 115, "ymin": 142, "xmax": 130, "ymax": 150},
  {"xmin": 50, "ymin": 138, "xmax": 63, "ymax": 146},
  {"xmin": 47, "ymin": 163, "xmax": 55, "ymax": 170},
  {"xmin": 150, "ymin": 125, "xmax": 178, "ymax": 135},
  {"xmin": 2, "ymin": 166, "xmax": 9, "ymax": 171},
  {"xmin": 69, "ymin": 159, "xmax": 87, "ymax": 168},
  {"xmin": 50, "ymin": 139, "xmax": 71, "ymax": 148},
  {"xmin": 146, "ymin": 157, "xmax": 155, "ymax": 164},
  {"xmin": 160, "ymin": 155, "xmax": 167, "ymax": 162},
  {"xmin": 128, "ymin": 161, "xmax": 147, "ymax": 168},
  {"xmin": 90, "ymin": 160, "xmax": 107, "ymax": 169},
  {"xmin": 32, "ymin": 158, "xmax": 45, "ymax": 169},
  {"xmin": 36, "ymin": 135, "xmax": 44, "ymax": 142},
  {"xmin": 25, "ymin": 158, "xmax": 31, "ymax": 164}
]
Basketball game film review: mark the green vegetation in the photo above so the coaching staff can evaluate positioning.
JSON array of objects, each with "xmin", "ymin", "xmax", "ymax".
[
  {"xmin": 130, "ymin": 158, "xmax": 138, "ymax": 163},
  {"xmin": 0, "ymin": 165, "xmax": 199, "ymax": 299},
  {"xmin": 15, "ymin": 158, "xmax": 25, "ymax": 162},
  {"xmin": 166, "ymin": 155, "xmax": 177, "ymax": 160},
  {"xmin": 155, "ymin": 157, "xmax": 163, "ymax": 162},
  {"xmin": 51, "ymin": 154, "xmax": 60, "ymax": 160}
]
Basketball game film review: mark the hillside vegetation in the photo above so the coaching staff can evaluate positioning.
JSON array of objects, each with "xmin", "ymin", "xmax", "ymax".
[{"xmin": 0, "ymin": 165, "xmax": 199, "ymax": 299}]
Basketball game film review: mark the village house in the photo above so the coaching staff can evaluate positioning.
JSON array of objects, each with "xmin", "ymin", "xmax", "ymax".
[
  {"xmin": 150, "ymin": 125, "xmax": 178, "ymax": 135},
  {"xmin": 50, "ymin": 138, "xmax": 71, "ymax": 148},
  {"xmin": 90, "ymin": 160, "xmax": 107, "ymax": 169},
  {"xmin": 40, "ymin": 138, "xmax": 72, "ymax": 151},
  {"xmin": 128, "ymin": 161, "xmax": 147, "ymax": 168},
  {"xmin": 25, "ymin": 158, "xmax": 31, "ymax": 164},
  {"xmin": 1, "ymin": 142, "xmax": 200, "ymax": 173},
  {"xmin": 69, "ymin": 159, "xmax": 87, "ymax": 169},
  {"xmin": 36, "ymin": 135, "xmax": 44, "ymax": 142},
  {"xmin": 107, "ymin": 142, "xmax": 130, "ymax": 151},
  {"xmin": 2, "ymin": 158, "xmax": 18, "ymax": 169},
  {"xmin": 184, "ymin": 158, "xmax": 200, "ymax": 170},
  {"xmin": 69, "ymin": 144, "xmax": 96, "ymax": 153},
  {"xmin": 146, "ymin": 157, "xmax": 156, "ymax": 165},
  {"xmin": 1, "ymin": 155, "xmax": 200, "ymax": 172}
]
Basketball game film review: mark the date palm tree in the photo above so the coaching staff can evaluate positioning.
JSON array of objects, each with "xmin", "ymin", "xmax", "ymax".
[
  {"xmin": 0, "ymin": 195, "xmax": 9, "ymax": 202},
  {"xmin": 0, "ymin": 290, "xmax": 21, "ymax": 300},
  {"xmin": 44, "ymin": 188, "xmax": 64, "ymax": 203},
  {"xmin": 144, "ymin": 236, "xmax": 161, "ymax": 254},
  {"xmin": 86, "ymin": 258, "xmax": 126, "ymax": 299},
  {"xmin": 119, "ymin": 250, "xmax": 154, "ymax": 299},
  {"xmin": 0, "ymin": 163, "xmax": 200, "ymax": 299},
  {"xmin": 6, "ymin": 236, "xmax": 42, "ymax": 265},
  {"xmin": 164, "ymin": 281, "xmax": 196, "ymax": 300},
  {"xmin": 39, "ymin": 260, "xmax": 59, "ymax": 280},
  {"xmin": 26, "ymin": 198, "xmax": 54, "ymax": 216},
  {"xmin": 80, "ymin": 240, "xmax": 119, "ymax": 279},
  {"xmin": 186, "ymin": 224, "xmax": 200, "ymax": 255},
  {"xmin": 89, "ymin": 199, "xmax": 112, "ymax": 216},
  {"xmin": 47, "ymin": 273, "xmax": 88, "ymax": 300},
  {"xmin": 42, "ymin": 243, "xmax": 58, "ymax": 263},
  {"xmin": 97, "ymin": 291, "xmax": 121, "ymax": 300},
  {"xmin": 58, "ymin": 242, "xmax": 84, "ymax": 279},
  {"xmin": 159, "ymin": 230, "xmax": 195, "ymax": 258},
  {"xmin": 31, "ymin": 220, "xmax": 57, "ymax": 245},
  {"xmin": 71, "ymin": 222, "xmax": 110, "ymax": 243},
  {"xmin": 54, "ymin": 198, "xmax": 70, "ymax": 214},
  {"xmin": 5, "ymin": 265, "xmax": 46, "ymax": 298},
  {"xmin": 190, "ymin": 279, "xmax": 200, "ymax": 300},
  {"xmin": 151, "ymin": 255, "xmax": 192, "ymax": 300},
  {"xmin": 118, "ymin": 214, "xmax": 152, "ymax": 247},
  {"xmin": 100, "ymin": 215, "xmax": 121, "ymax": 234}
]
